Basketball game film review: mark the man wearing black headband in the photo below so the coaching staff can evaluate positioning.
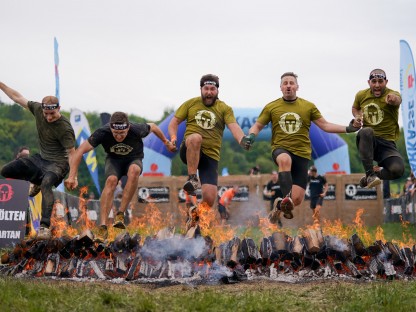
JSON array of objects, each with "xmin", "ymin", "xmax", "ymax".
[
  {"xmin": 168, "ymin": 74, "xmax": 248, "ymax": 220},
  {"xmin": 65, "ymin": 111, "xmax": 176, "ymax": 242},
  {"xmin": 243, "ymin": 72, "xmax": 360, "ymax": 223},
  {"xmin": 0, "ymin": 82, "xmax": 76, "ymax": 240},
  {"xmin": 352, "ymin": 69, "xmax": 404, "ymax": 189}
]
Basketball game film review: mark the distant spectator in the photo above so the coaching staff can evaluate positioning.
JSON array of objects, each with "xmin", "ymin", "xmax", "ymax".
[
  {"xmin": 218, "ymin": 185, "xmax": 239, "ymax": 224},
  {"xmin": 16, "ymin": 146, "xmax": 30, "ymax": 159},
  {"xmin": 249, "ymin": 165, "xmax": 261, "ymax": 176}
]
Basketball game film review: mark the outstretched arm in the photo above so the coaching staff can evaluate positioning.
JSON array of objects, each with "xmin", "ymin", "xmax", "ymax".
[
  {"xmin": 148, "ymin": 122, "xmax": 176, "ymax": 152},
  {"xmin": 227, "ymin": 122, "xmax": 245, "ymax": 144},
  {"xmin": 65, "ymin": 140, "xmax": 94, "ymax": 190},
  {"xmin": 0, "ymin": 82, "xmax": 29, "ymax": 109},
  {"xmin": 167, "ymin": 116, "xmax": 184, "ymax": 148},
  {"xmin": 313, "ymin": 117, "xmax": 359, "ymax": 133}
]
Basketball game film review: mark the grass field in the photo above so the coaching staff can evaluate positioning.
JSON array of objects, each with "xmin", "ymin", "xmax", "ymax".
[{"xmin": 1, "ymin": 222, "xmax": 416, "ymax": 311}]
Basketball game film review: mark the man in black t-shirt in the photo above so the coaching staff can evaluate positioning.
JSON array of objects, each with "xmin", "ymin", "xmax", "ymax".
[
  {"xmin": 0, "ymin": 82, "xmax": 76, "ymax": 240},
  {"xmin": 307, "ymin": 166, "xmax": 328, "ymax": 222},
  {"xmin": 65, "ymin": 112, "xmax": 176, "ymax": 242},
  {"xmin": 264, "ymin": 171, "xmax": 283, "ymax": 211}
]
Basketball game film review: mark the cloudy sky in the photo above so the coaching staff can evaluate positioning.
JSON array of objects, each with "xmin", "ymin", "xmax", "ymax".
[{"xmin": 1, "ymin": 0, "xmax": 415, "ymax": 125}]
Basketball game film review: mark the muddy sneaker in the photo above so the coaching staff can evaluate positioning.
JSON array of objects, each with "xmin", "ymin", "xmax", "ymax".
[
  {"xmin": 366, "ymin": 174, "xmax": 381, "ymax": 189},
  {"xmin": 183, "ymin": 176, "xmax": 200, "ymax": 196},
  {"xmin": 36, "ymin": 227, "xmax": 51, "ymax": 240},
  {"xmin": 268, "ymin": 197, "xmax": 282, "ymax": 225},
  {"xmin": 113, "ymin": 212, "xmax": 126, "ymax": 229},
  {"xmin": 280, "ymin": 196, "xmax": 294, "ymax": 219},
  {"xmin": 94, "ymin": 225, "xmax": 108, "ymax": 243},
  {"xmin": 29, "ymin": 184, "xmax": 41, "ymax": 197},
  {"xmin": 359, "ymin": 175, "xmax": 367, "ymax": 188},
  {"xmin": 186, "ymin": 205, "xmax": 199, "ymax": 231}
]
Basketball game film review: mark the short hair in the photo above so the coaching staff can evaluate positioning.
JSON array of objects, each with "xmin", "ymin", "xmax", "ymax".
[
  {"xmin": 280, "ymin": 72, "xmax": 298, "ymax": 83},
  {"xmin": 110, "ymin": 112, "xmax": 129, "ymax": 124}
]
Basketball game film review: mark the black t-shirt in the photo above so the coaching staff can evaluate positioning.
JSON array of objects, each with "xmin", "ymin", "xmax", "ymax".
[
  {"xmin": 88, "ymin": 123, "xmax": 150, "ymax": 159},
  {"xmin": 266, "ymin": 180, "xmax": 283, "ymax": 201},
  {"xmin": 308, "ymin": 175, "xmax": 327, "ymax": 197}
]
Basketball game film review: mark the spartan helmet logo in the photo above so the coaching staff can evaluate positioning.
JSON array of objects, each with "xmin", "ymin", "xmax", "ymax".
[
  {"xmin": 195, "ymin": 110, "xmax": 216, "ymax": 129},
  {"xmin": 363, "ymin": 103, "xmax": 384, "ymax": 125},
  {"xmin": 278, "ymin": 112, "xmax": 302, "ymax": 134},
  {"xmin": 0, "ymin": 184, "xmax": 14, "ymax": 202}
]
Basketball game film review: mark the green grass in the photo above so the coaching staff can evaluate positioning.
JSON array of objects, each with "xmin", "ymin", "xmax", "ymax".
[{"xmin": 0, "ymin": 278, "xmax": 416, "ymax": 311}]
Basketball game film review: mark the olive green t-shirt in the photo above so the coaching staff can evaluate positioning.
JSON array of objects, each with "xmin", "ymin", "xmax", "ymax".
[
  {"xmin": 28, "ymin": 101, "xmax": 76, "ymax": 162},
  {"xmin": 352, "ymin": 87, "xmax": 401, "ymax": 141},
  {"xmin": 175, "ymin": 97, "xmax": 236, "ymax": 161},
  {"xmin": 257, "ymin": 97, "xmax": 322, "ymax": 159}
]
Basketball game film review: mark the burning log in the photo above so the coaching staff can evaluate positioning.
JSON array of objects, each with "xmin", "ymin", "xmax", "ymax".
[
  {"xmin": 344, "ymin": 259, "xmax": 362, "ymax": 278},
  {"xmin": 240, "ymin": 238, "xmax": 261, "ymax": 267},
  {"xmin": 302, "ymin": 228, "xmax": 324, "ymax": 254},
  {"xmin": 44, "ymin": 253, "xmax": 60, "ymax": 276},
  {"xmin": 401, "ymin": 247, "xmax": 414, "ymax": 275},
  {"xmin": 260, "ymin": 237, "xmax": 272, "ymax": 265},
  {"xmin": 386, "ymin": 242, "xmax": 404, "ymax": 266},
  {"xmin": 325, "ymin": 236, "xmax": 350, "ymax": 262},
  {"xmin": 269, "ymin": 232, "xmax": 289, "ymax": 261},
  {"xmin": 89, "ymin": 260, "xmax": 106, "ymax": 280},
  {"xmin": 351, "ymin": 233, "xmax": 367, "ymax": 256}
]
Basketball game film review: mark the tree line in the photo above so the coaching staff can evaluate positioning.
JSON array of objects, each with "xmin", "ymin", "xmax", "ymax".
[{"xmin": 0, "ymin": 102, "xmax": 410, "ymax": 196}]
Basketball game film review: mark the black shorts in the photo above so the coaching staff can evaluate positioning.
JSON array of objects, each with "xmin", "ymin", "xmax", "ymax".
[
  {"xmin": 310, "ymin": 196, "xmax": 324, "ymax": 209},
  {"xmin": 3, "ymin": 153, "xmax": 69, "ymax": 186},
  {"xmin": 105, "ymin": 157, "xmax": 143, "ymax": 180},
  {"xmin": 271, "ymin": 148, "xmax": 309, "ymax": 189},
  {"xmin": 356, "ymin": 133, "xmax": 403, "ymax": 163},
  {"xmin": 180, "ymin": 143, "xmax": 218, "ymax": 185},
  {"xmin": 218, "ymin": 203, "xmax": 229, "ymax": 220}
]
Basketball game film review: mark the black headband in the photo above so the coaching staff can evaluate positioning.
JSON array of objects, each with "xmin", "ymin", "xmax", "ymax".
[
  {"xmin": 41, "ymin": 103, "xmax": 59, "ymax": 110},
  {"xmin": 369, "ymin": 73, "xmax": 386, "ymax": 80},
  {"xmin": 201, "ymin": 80, "xmax": 218, "ymax": 87},
  {"xmin": 110, "ymin": 122, "xmax": 129, "ymax": 130}
]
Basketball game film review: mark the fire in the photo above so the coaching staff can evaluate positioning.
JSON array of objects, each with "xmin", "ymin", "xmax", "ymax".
[
  {"xmin": 197, "ymin": 202, "xmax": 236, "ymax": 244},
  {"xmin": 128, "ymin": 203, "xmax": 164, "ymax": 237}
]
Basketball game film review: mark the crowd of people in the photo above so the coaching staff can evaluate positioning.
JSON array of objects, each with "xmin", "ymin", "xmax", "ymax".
[{"xmin": 0, "ymin": 68, "xmax": 405, "ymax": 239}]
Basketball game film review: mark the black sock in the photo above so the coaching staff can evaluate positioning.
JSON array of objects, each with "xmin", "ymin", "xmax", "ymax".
[{"xmin": 278, "ymin": 171, "xmax": 292, "ymax": 197}]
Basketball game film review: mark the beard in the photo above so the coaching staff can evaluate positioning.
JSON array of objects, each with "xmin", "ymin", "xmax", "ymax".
[{"xmin": 201, "ymin": 94, "xmax": 218, "ymax": 106}]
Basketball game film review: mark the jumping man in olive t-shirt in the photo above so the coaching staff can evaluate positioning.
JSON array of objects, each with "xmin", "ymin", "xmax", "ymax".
[
  {"xmin": 0, "ymin": 81, "xmax": 76, "ymax": 240},
  {"xmin": 168, "ymin": 74, "xmax": 248, "ymax": 216},
  {"xmin": 352, "ymin": 69, "xmax": 404, "ymax": 189},
  {"xmin": 242, "ymin": 72, "xmax": 360, "ymax": 223}
]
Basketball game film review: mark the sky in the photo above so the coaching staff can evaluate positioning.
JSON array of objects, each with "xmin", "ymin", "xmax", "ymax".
[{"xmin": 1, "ymin": 0, "xmax": 416, "ymax": 126}]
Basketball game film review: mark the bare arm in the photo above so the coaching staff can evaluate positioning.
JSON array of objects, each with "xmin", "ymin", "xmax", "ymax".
[
  {"xmin": 64, "ymin": 140, "xmax": 94, "ymax": 190},
  {"xmin": 248, "ymin": 121, "xmax": 266, "ymax": 136},
  {"xmin": 313, "ymin": 117, "xmax": 349, "ymax": 133},
  {"xmin": 227, "ymin": 122, "xmax": 245, "ymax": 144},
  {"xmin": 167, "ymin": 115, "xmax": 184, "ymax": 147},
  {"xmin": 0, "ymin": 82, "xmax": 29, "ymax": 109},
  {"xmin": 321, "ymin": 182, "xmax": 328, "ymax": 197},
  {"xmin": 148, "ymin": 122, "xmax": 176, "ymax": 152}
]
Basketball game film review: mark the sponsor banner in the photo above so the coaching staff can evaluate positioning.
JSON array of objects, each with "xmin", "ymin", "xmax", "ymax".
[
  {"xmin": 305, "ymin": 184, "xmax": 336, "ymax": 201},
  {"xmin": 178, "ymin": 188, "xmax": 202, "ymax": 203},
  {"xmin": 400, "ymin": 40, "xmax": 416, "ymax": 173},
  {"xmin": 217, "ymin": 185, "xmax": 249, "ymax": 202},
  {"xmin": 138, "ymin": 186, "xmax": 170, "ymax": 203},
  {"xmin": 344, "ymin": 184, "xmax": 377, "ymax": 200},
  {"xmin": 0, "ymin": 179, "xmax": 30, "ymax": 248}
]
